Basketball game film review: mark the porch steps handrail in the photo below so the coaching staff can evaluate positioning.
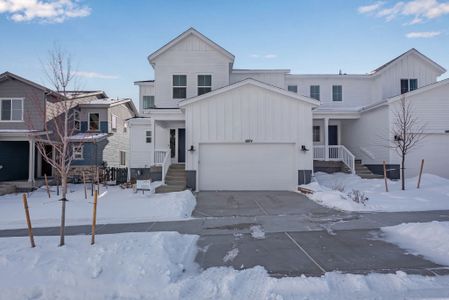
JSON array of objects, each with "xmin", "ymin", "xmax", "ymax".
[
  {"xmin": 313, "ymin": 145, "xmax": 355, "ymax": 174},
  {"xmin": 161, "ymin": 150, "xmax": 171, "ymax": 184}
]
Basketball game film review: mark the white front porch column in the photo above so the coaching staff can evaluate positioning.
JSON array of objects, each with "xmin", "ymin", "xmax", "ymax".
[
  {"xmin": 28, "ymin": 139, "xmax": 35, "ymax": 182},
  {"xmin": 324, "ymin": 117, "xmax": 329, "ymax": 161}
]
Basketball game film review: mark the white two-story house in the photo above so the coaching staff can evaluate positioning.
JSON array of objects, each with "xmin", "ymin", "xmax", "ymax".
[{"xmin": 129, "ymin": 28, "xmax": 449, "ymax": 191}]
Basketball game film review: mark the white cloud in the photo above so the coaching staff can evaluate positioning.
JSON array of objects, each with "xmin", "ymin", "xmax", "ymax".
[
  {"xmin": 406, "ymin": 31, "xmax": 441, "ymax": 37},
  {"xmin": 250, "ymin": 53, "xmax": 278, "ymax": 59},
  {"xmin": 358, "ymin": 1, "xmax": 385, "ymax": 13},
  {"xmin": 74, "ymin": 71, "xmax": 119, "ymax": 80},
  {"xmin": 358, "ymin": 0, "xmax": 449, "ymax": 23},
  {"xmin": 0, "ymin": 0, "xmax": 91, "ymax": 23}
]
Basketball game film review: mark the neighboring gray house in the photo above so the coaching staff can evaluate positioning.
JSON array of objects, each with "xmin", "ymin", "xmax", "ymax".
[
  {"xmin": 0, "ymin": 72, "xmax": 62, "ymax": 184},
  {"xmin": 68, "ymin": 91, "xmax": 138, "ymax": 177}
]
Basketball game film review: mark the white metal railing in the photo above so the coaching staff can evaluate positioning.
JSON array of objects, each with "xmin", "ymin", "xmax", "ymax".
[
  {"xmin": 154, "ymin": 149, "xmax": 171, "ymax": 183},
  {"xmin": 313, "ymin": 145, "xmax": 355, "ymax": 174}
]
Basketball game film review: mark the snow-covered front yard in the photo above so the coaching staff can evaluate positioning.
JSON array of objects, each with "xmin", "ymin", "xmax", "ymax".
[
  {"xmin": 1, "ymin": 232, "xmax": 449, "ymax": 299},
  {"xmin": 0, "ymin": 184, "xmax": 196, "ymax": 230},
  {"xmin": 382, "ymin": 221, "xmax": 449, "ymax": 266},
  {"xmin": 301, "ymin": 172, "xmax": 449, "ymax": 212}
]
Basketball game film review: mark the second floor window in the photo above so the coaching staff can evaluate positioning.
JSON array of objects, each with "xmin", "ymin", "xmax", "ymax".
[
  {"xmin": 173, "ymin": 75, "xmax": 187, "ymax": 99},
  {"xmin": 332, "ymin": 85, "xmax": 343, "ymax": 101},
  {"xmin": 401, "ymin": 79, "xmax": 418, "ymax": 94},
  {"xmin": 288, "ymin": 85, "xmax": 298, "ymax": 93},
  {"xmin": 74, "ymin": 110, "xmax": 80, "ymax": 130},
  {"xmin": 198, "ymin": 75, "xmax": 212, "ymax": 95},
  {"xmin": 143, "ymin": 96, "xmax": 155, "ymax": 109},
  {"xmin": 1, "ymin": 98, "xmax": 23, "ymax": 121},
  {"xmin": 310, "ymin": 85, "xmax": 320, "ymax": 101},
  {"xmin": 89, "ymin": 113, "xmax": 100, "ymax": 131}
]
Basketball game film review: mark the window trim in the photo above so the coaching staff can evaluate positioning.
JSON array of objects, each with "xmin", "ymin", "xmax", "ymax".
[
  {"xmin": 173, "ymin": 74, "xmax": 187, "ymax": 99},
  {"xmin": 142, "ymin": 95, "xmax": 155, "ymax": 109},
  {"xmin": 88, "ymin": 112, "xmax": 100, "ymax": 131},
  {"xmin": 72, "ymin": 145, "xmax": 84, "ymax": 160},
  {"xmin": 287, "ymin": 85, "xmax": 298, "ymax": 93},
  {"xmin": 313, "ymin": 125, "xmax": 321, "ymax": 143},
  {"xmin": 111, "ymin": 114, "xmax": 118, "ymax": 131},
  {"xmin": 146, "ymin": 130, "xmax": 152, "ymax": 143},
  {"xmin": 0, "ymin": 98, "xmax": 24, "ymax": 122},
  {"xmin": 197, "ymin": 74, "xmax": 212, "ymax": 95},
  {"xmin": 332, "ymin": 85, "xmax": 343, "ymax": 102},
  {"xmin": 119, "ymin": 150, "xmax": 126, "ymax": 166}
]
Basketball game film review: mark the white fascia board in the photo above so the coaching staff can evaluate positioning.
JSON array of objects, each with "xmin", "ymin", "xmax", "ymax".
[
  {"xmin": 148, "ymin": 108, "xmax": 185, "ymax": 121},
  {"xmin": 386, "ymin": 78, "xmax": 449, "ymax": 105}
]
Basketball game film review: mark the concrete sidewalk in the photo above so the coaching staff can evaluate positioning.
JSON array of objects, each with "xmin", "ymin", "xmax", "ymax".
[{"xmin": 1, "ymin": 190, "xmax": 448, "ymax": 277}]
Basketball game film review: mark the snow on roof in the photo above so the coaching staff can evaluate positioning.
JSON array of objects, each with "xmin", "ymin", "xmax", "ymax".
[{"xmin": 68, "ymin": 133, "xmax": 108, "ymax": 142}]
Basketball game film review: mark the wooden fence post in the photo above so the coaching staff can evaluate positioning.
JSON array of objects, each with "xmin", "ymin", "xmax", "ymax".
[
  {"xmin": 417, "ymin": 159, "xmax": 425, "ymax": 189},
  {"xmin": 91, "ymin": 190, "xmax": 98, "ymax": 245},
  {"xmin": 383, "ymin": 160, "xmax": 389, "ymax": 192},
  {"xmin": 22, "ymin": 194, "xmax": 35, "ymax": 248},
  {"xmin": 44, "ymin": 174, "xmax": 51, "ymax": 198},
  {"xmin": 83, "ymin": 171, "xmax": 87, "ymax": 199}
]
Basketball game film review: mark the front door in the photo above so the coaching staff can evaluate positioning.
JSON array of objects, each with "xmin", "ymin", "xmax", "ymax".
[
  {"xmin": 328, "ymin": 125, "xmax": 338, "ymax": 145},
  {"xmin": 178, "ymin": 128, "xmax": 185, "ymax": 163}
]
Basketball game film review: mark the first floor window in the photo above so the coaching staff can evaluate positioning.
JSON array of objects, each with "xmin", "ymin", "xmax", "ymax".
[
  {"xmin": 310, "ymin": 85, "xmax": 320, "ymax": 101},
  {"xmin": 73, "ymin": 145, "xmax": 83, "ymax": 160},
  {"xmin": 332, "ymin": 85, "xmax": 342, "ymax": 101},
  {"xmin": 120, "ymin": 151, "xmax": 126, "ymax": 166},
  {"xmin": 198, "ymin": 75, "xmax": 212, "ymax": 95},
  {"xmin": 74, "ymin": 110, "xmax": 80, "ymax": 130},
  {"xmin": 89, "ymin": 113, "xmax": 100, "ymax": 131},
  {"xmin": 143, "ymin": 96, "xmax": 155, "ymax": 109},
  {"xmin": 146, "ymin": 131, "xmax": 152, "ymax": 143},
  {"xmin": 1, "ymin": 98, "xmax": 23, "ymax": 121},
  {"xmin": 313, "ymin": 126, "xmax": 320, "ymax": 142},
  {"xmin": 288, "ymin": 85, "xmax": 298, "ymax": 93},
  {"xmin": 173, "ymin": 75, "xmax": 187, "ymax": 99}
]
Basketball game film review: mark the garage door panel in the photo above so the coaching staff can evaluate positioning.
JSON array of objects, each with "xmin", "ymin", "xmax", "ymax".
[{"xmin": 199, "ymin": 143, "xmax": 295, "ymax": 191}]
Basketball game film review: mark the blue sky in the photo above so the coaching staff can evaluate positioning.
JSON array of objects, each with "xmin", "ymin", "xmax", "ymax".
[{"xmin": 1, "ymin": 0, "xmax": 448, "ymax": 103}]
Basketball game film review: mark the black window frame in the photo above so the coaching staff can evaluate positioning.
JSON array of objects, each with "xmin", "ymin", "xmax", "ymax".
[
  {"xmin": 143, "ymin": 95, "xmax": 155, "ymax": 109},
  {"xmin": 310, "ymin": 85, "xmax": 320, "ymax": 101},
  {"xmin": 146, "ymin": 131, "xmax": 152, "ymax": 143},
  {"xmin": 313, "ymin": 126, "xmax": 320, "ymax": 142},
  {"xmin": 173, "ymin": 75, "xmax": 187, "ymax": 99},
  {"xmin": 88, "ymin": 112, "xmax": 100, "ymax": 131},
  {"xmin": 287, "ymin": 85, "xmax": 298, "ymax": 93},
  {"xmin": 197, "ymin": 74, "xmax": 212, "ymax": 95},
  {"xmin": 332, "ymin": 85, "xmax": 343, "ymax": 102}
]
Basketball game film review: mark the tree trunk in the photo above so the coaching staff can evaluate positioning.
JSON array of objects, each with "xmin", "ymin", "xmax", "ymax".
[
  {"xmin": 401, "ymin": 155, "xmax": 405, "ymax": 191},
  {"xmin": 59, "ymin": 175, "xmax": 68, "ymax": 246}
]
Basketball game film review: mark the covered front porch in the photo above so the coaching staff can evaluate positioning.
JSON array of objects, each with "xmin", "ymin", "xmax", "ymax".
[{"xmin": 312, "ymin": 111, "xmax": 360, "ymax": 174}]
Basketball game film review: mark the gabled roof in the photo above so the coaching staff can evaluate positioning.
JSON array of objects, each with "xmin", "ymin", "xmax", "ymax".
[
  {"xmin": 79, "ymin": 98, "xmax": 138, "ymax": 115},
  {"xmin": 0, "ymin": 71, "xmax": 64, "ymax": 98},
  {"xmin": 371, "ymin": 48, "xmax": 446, "ymax": 75},
  {"xmin": 66, "ymin": 90, "xmax": 108, "ymax": 99},
  {"xmin": 148, "ymin": 27, "xmax": 235, "ymax": 65},
  {"xmin": 179, "ymin": 78, "xmax": 320, "ymax": 108}
]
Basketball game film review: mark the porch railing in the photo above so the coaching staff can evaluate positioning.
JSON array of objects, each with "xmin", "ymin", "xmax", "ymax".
[
  {"xmin": 154, "ymin": 149, "xmax": 171, "ymax": 184},
  {"xmin": 313, "ymin": 145, "xmax": 355, "ymax": 174}
]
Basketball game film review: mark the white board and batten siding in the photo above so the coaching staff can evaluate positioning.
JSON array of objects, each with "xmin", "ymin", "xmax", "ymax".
[
  {"xmin": 128, "ymin": 118, "xmax": 154, "ymax": 168},
  {"xmin": 183, "ymin": 82, "xmax": 316, "ymax": 191},
  {"xmin": 388, "ymin": 82, "xmax": 449, "ymax": 178}
]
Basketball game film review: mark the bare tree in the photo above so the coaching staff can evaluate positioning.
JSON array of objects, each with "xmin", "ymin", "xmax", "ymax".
[
  {"xmin": 391, "ymin": 95, "xmax": 425, "ymax": 190},
  {"xmin": 32, "ymin": 45, "xmax": 82, "ymax": 246}
]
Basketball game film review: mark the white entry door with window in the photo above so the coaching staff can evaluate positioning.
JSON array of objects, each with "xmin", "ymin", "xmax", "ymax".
[{"xmin": 198, "ymin": 143, "xmax": 296, "ymax": 191}]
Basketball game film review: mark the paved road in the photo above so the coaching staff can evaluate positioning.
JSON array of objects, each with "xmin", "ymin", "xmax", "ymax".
[{"xmin": 1, "ymin": 191, "xmax": 448, "ymax": 277}]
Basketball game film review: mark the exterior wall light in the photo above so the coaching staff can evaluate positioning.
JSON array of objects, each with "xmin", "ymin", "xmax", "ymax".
[
  {"xmin": 188, "ymin": 145, "xmax": 195, "ymax": 152},
  {"xmin": 301, "ymin": 145, "xmax": 309, "ymax": 152}
]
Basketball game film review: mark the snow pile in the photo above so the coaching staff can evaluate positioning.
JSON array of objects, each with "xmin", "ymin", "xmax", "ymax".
[
  {"xmin": 1, "ymin": 233, "xmax": 449, "ymax": 299},
  {"xmin": 250, "ymin": 225, "xmax": 265, "ymax": 239},
  {"xmin": 301, "ymin": 172, "xmax": 449, "ymax": 212},
  {"xmin": 382, "ymin": 221, "xmax": 449, "ymax": 266},
  {"xmin": 0, "ymin": 184, "xmax": 196, "ymax": 229}
]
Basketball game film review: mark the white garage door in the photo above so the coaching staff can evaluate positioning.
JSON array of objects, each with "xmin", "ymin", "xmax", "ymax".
[
  {"xmin": 405, "ymin": 134, "xmax": 449, "ymax": 179},
  {"xmin": 199, "ymin": 143, "xmax": 296, "ymax": 191}
]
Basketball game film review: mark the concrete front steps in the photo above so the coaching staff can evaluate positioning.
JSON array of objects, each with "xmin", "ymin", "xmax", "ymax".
[
  {"xmin": 156, "ymin": 164, "xmax": 187, "ymax": 193},
  {"xmin": 355, "ymin": 160, "xmax": 383, "ymax": 179}
]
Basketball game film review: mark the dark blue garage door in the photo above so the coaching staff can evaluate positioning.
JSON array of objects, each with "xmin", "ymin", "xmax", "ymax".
[{"xmin": 0, "ymin": 141, "xmax": 29, "ymax": 181}]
